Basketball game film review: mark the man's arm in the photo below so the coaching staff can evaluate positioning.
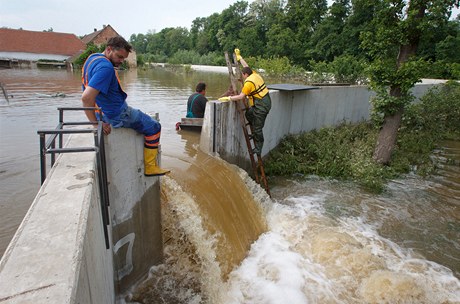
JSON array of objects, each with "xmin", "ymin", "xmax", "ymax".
[
  {"xmin": 82, "ymin": 86, "xmax": 112, "ymax": 134},
  {"xmin": 81, "ymin": 86, "xmax": 100, "ymax": 124}
]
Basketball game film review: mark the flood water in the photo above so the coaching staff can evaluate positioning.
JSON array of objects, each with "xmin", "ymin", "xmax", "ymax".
[{"xmin": 0, "ymin": 67, "xmax": 459, "ymax": 303}]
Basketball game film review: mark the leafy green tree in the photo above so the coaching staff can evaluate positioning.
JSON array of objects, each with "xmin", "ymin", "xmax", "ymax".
[
  {"xmin": 361, "ymin": 0, "xmax": 460, "ymax": 165},
  {"xmin": 341, "ymin": 0, "xmax": 380, "ymax": 59},
  {"xmin": 436, "ymin": 35, "xmax": 460, "ymax": 63},
  {"xmin": 164, "ymin": 27, "xmax": 192, "ymax": 55},
  {"xmin": 329, "ymin": 54, "xmax": 368, "ymax": 84},
  {"xmin": 129, "ymin": 33, "xmax": 148, "ymax": 54},
  {"xmin": 266, "ymin": 24, "xmax": 297, "ymax": 58},
  {"xmin": 216, "ymin": 1, "xmax": 249, "ymax": 51},
  {"xmin": 238, "ymin": 0, "xmax": 285, "ymax": 57},
  {"xmin": 190, "ymin": 17, "xmax": 208, "ymax": 54},
  {"xmin": 203, "ymin": 13, "xmax": 223, "ymax": 53},
  {"xmin": 285, "ymin": 0, "xmax": 328, "ymax": 65},
  {"xmin": 307, "ymin": 0, "xmax": 351, "ymax": 62}
]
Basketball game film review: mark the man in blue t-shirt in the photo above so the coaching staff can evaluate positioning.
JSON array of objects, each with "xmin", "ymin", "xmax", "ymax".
[{"xmin": 81, "ymin": 36, "xmax": 169, "ymax": 176}]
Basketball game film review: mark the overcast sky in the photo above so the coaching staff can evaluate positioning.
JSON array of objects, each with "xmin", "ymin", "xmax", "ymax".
[{"xmin": 0, "ymin": 0, "xmax": 254, "ymax": 38}]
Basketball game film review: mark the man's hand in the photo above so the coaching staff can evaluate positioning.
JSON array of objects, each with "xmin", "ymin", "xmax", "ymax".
[
  {"xmin": 234, "ymin": 48, "xmax": 242, "ymax": 61},
  {"xmin": 102, "ymin": 122, "xmax": 111, "ymax": 135},
  {"xmin": 218, "ymin": 96, "xmax": 231, "ymax": 102}
]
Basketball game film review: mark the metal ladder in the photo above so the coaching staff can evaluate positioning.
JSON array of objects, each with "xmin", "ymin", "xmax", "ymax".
[
  {"xmin": 224, "ymin": 52, "xmax": 271, "ymax": 196},
  {"xmin": 37, "ymin": 107, "xmax": 111, "ymax": 249}
]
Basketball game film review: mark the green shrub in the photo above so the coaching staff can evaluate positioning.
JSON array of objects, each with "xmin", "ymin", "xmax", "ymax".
[
  {"xmin": 254, "ymin": 56, "xmax": 306, "ymax": 77},
  {"xmin": 309, "ymin": 55, "xmax": 368, "ymax": 84},
  {"xmin": 73, "ymin": 43, "xmax": 105, "ymax": 67},
  {"xmin": 136, "ymin": 54, "xmax": 145, "ymax": 66},
  {"xmin": 168, "ymin": 49, "xmax": 201, "ymax": 64},
  {"xmin": 199, "ymin": 51, "xmax": 226, "ymax": 66}
]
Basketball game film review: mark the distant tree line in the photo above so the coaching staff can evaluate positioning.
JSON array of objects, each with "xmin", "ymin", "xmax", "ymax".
[{"xmin": 129, "ymin": 0, "xmax": 460, "ymax": 80}]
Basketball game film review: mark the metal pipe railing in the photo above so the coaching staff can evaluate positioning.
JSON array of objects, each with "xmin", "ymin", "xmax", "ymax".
[{"xmin": 37, "ymin": 107, "xmax": 110, "ymax": 249}]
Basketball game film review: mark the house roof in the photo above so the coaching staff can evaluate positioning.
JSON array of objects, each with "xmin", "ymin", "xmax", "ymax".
[
  {"xmin": 0, "ymin": 28, "xmax": 86, "ymax": 56},
  {"xmin": 81, "ymin": 25, "xmax": 120, "ymax": 45},
  {"xmin": 81, "ymin": 29, "xmax": 101, "ymax": 45}
]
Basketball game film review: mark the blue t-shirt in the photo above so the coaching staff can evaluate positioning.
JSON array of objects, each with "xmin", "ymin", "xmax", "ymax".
[{"xmin": 82, "ymin": 53, "xmax": 127, "ymax": 119}]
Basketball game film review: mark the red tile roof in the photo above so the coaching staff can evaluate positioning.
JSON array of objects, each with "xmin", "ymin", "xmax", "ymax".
[{"xmin": 0, "ymin": 28, "xmax": 86, "ymax": 56}]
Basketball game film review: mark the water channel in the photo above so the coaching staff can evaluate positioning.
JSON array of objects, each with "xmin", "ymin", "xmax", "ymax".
[{"xmin": 0, "ymin": 67, "xmax": 459, "ymax": 303}]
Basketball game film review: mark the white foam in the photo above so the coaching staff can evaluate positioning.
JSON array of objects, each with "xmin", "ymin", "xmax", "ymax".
[{"xmin": 220, "ymin": 188, "xmax": 460, "ymax": 303}]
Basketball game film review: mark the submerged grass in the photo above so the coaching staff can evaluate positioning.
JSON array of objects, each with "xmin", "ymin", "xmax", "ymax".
[{"xmin": 265, "ymin": 81, "xmax": 460, "ymax": 193}]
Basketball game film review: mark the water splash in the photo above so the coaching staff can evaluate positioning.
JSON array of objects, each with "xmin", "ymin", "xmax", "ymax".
[
  {"xmin": 129, "ymin": 176, "xmax": 222, "ymax": 303},
  {"xmin": 219, "ymin": 185, "xmax": 460, "ymax": 303}
]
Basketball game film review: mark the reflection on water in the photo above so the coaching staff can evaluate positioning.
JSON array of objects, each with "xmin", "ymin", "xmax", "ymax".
[{"xmin": 1, "ymin": 68, "xmax": 459, "ymax": 303}]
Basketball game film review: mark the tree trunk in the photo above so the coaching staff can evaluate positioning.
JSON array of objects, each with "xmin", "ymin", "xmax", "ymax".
[
  {"xmin": 372, "ymin": 106, "xmax": 404, "ymax": 165},
  {"xmin": 372, "ymin": 0, "xmax": 426, "ymax": 165}
]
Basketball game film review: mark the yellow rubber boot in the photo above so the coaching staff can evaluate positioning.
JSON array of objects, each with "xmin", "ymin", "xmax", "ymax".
[{"xmin": 144, "ymin": 147, "xmax": 170, "ymax": 176}]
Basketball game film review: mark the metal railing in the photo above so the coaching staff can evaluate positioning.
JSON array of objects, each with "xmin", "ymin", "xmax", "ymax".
[{"xmin": 37, "ymin": 107, "xmax": 110, "ymax": 249}]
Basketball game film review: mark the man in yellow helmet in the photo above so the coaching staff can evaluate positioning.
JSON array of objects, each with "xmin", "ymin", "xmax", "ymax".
[{"xmin": 220, "ymin": 49, "xmax": 271, "ymax": 156}]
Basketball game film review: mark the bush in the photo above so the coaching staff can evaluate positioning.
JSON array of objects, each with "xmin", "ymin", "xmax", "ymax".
[
  {"xmin": 168, "ymin": 49, "xmax": 201, "ymax": 64},
  {"xmin": 254, "ymin": 56, "xmax": 305, "ymax": 77},
  {"xmin": 328, "ymin": 55, "xmax": 368, "ymax": 84},
  {"xmin": 309, "ymin": 55, "xmax": 368, "ymax": 84},
  {"xmin": 198, "ymin": 51, "xmax": 226, "ymax": 66},
  {"xmin": 73, "ymin": 43, "xmax": 105, "ymax": 67},
  {"xmin": 265, "ymin": 123, "xmax": 392, "ymax": 192}
]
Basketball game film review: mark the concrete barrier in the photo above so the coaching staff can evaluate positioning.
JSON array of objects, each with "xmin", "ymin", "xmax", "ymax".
[
  {"xmin": 0, "ymin": 128, "xmax": 163, "ymax": 303},
  {"xmin": 105, "ymin": 129, "xmax": 163, "ymax": 294},
  {"xmin": 202, "ymin": 81, "xmax": 444, "ymax": 170}
]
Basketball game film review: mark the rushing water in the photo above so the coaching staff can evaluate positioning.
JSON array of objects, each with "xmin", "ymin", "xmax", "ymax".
[{"xmin": 0, "ymin": 67, "xmax": 459, "ymax": 303}]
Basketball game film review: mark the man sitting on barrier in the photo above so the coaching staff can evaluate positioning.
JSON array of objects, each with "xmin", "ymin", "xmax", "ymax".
[{"xmin": 81, "ymin": 36, "xmax": 170, "ymax": 176}]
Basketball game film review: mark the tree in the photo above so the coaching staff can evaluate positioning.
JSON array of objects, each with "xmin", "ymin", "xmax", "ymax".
[
  {"xmin": 130, "ymin": 33, "xmax": 148, "ymax": 53},
  {"xmin": 361, "ymin": 0, "xmax": 460, "ymax": 165},
  {"xmin": 190, "ymin": 17, "xmax": 208, "ymax": 54},
  {"xmin": 285, "ymin": 0, "xmax": 328, "ymax": 65},
  {"xmin": 238, "ymin": 0, "xmax": 285, "ymax": 56},
  {"xmin": 341, "ymin": 0, "xmax": 381, "ymax": 59},
  {"xmin": 307, "ymin": 0, "xmax": 351, "ymax": 62},
  {"xmin": 216, "ymin": 1, "xmax": 249, "ymax": 51}
]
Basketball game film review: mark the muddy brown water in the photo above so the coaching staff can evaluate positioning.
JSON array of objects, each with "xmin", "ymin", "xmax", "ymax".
[{"xmin": 1, "ymin": 67, "xmax": 458, "ymax": 303}]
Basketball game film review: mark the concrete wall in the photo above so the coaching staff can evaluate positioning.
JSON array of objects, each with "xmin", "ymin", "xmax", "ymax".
[
  {"xmin": 201, "ymin": 82, "xmax": 443, "ymax": 170},
  {"xmin": 105, "ymin": 129, "xmax": 163, "ymax": 294},
  {"xmin": 0, "ymin": 128, "xmax": 163, "ymax": 303},
  {"xmin": 0, "ymin": 134, "xmax": 114, "ymax": 303}
]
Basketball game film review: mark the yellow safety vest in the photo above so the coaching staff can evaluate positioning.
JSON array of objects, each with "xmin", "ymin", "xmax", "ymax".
[{"xmin": 242, "ymin": 72, "xmax": 268, "ymax": 107}]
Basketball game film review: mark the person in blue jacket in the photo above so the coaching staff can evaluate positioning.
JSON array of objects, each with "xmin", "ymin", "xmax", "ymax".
[{"xmin": 81, "ymin": 36, "xmax": 169, "ymax": 176}]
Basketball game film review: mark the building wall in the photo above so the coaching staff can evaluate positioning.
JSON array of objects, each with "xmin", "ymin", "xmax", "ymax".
[
  {"xmin": 0, "ymin": 52, "xmax": 70, "ymax": 61},
  {"xmin": 91, "ymin": 27, "xmax": 119, "ymax": 45}
]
